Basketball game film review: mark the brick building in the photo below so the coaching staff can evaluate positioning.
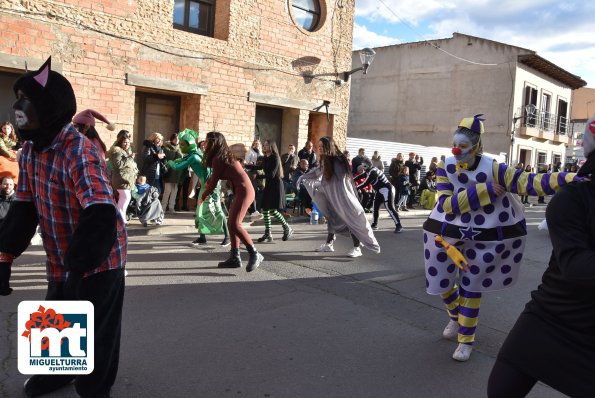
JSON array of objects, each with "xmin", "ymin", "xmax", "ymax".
[{"xmin": 0, "ymin": 0, "xmax": 355, "ymax": 156}]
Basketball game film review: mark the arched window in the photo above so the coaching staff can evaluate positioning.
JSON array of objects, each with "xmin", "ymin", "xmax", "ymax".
[{"xmin": 292, "ymin": 0, "xmax": 321, "ymax": 32}]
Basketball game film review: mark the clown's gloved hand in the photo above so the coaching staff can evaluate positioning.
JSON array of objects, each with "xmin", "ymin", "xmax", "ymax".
[
  {"xmin": 0, "ymin": 262, "xmax": 13, "ymax": 296},
  {"xmin": 166, "ymin": 160, "xmax": 176, "ymax": 170}
]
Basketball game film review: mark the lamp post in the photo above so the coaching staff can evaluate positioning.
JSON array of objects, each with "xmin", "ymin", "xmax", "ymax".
[
  {"xmin": 587, "ymin": 100, "xmax": 593, "ymax": 119},
  {"xmin": 336, "ymin": 48, "xmax": 376, "ymax": 85}
]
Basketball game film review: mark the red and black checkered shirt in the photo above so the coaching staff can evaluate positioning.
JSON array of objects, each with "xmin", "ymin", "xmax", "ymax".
[{"xmin": 15, "ymin": 124, "xmax": 127, "ymax": 282}]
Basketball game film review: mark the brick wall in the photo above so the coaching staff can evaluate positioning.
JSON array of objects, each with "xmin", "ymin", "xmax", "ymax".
[{"xmin": 0, "ymin": 0, "xmax": 354, "ymax": 149}]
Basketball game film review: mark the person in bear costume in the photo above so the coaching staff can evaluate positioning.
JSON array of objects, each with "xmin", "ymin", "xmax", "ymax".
[
  {"xmin": 487, "ymin": 118, "xmax": 595, "ymax": 397},
  {"xmin": 0, "ymin": 57, "xmax": 127, "ymax": 398}
]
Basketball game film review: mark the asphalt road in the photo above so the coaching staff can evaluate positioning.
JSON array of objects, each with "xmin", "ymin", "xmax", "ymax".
[{"xmin": 0, "ymin": 205, "xmax": 567, "ymax": 398}]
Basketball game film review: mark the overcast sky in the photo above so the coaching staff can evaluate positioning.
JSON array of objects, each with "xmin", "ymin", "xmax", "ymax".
[{"xmin": 352, "ymin": 0, "xmax": 595, "ymax": 88}]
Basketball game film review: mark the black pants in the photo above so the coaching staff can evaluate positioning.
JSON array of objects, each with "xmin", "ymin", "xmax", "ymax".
[
  {"xmin": 44, "ymin": 269, "xmax": 125, "ymax": 397},
  {"xmin": 326, "ymin": 232, "xmax": 360, "ymax": 247},
  {"xmin": 176, "ymin": 176, "xmax": 190, "ymax": 210},
  {"xmin": 488, "ymin": 357, "xmax": 537, "ymax": 397},
  {"xmin": 373, "ymin": 185, "xmax": 401, "ymax": 226}
]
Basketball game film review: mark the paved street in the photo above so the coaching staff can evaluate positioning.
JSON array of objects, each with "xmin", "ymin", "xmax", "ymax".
[{"xmin": 1, "ymin": 204, "xmax": 566, "ymax": 398}]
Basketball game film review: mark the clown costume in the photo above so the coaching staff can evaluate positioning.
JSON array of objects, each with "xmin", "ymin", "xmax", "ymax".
[{"xmin": 422, "ymin": 114, "xmax": 581, "ymax": 361}]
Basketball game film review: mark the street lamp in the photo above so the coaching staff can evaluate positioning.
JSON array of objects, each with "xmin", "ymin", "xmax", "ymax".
[
  {"xmin": 587, "ymin": 100, "xmax": 593, "ymax": 119},
  {"xmin": 336, "ymin": 47, "xmax": 376, "ymax": 84}
]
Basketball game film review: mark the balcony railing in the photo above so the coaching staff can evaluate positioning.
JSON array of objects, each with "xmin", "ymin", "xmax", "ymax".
[{"xmin": 517, "ymin": 107, "xmax": 568, "ymax": 135}]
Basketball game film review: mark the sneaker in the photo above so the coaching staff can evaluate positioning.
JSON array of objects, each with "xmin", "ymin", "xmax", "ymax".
[
  {"xmin": 452, "ymin": 343, "xmax": 473, "ymax": 362},
  {"xmin": 394, "ymin": 224, "xmax": 403, "ymax": 233},
  {"xmin": 257, "ymin": 233, "xmax": 273, "ymax": 243},
  {"xmin": 282, "ymin": 227, "xmax": 294, "ymax": 241},
  {"xmin": 220, "ymin": 238, "xmax": 231, "ymax": 247},
  {"xmin": 370, "ymin": 223, "xmax": 378, "ymax": 230},
  {"xmin": 401, "ymin": 207, "xmax": 409, "ymax": 212},
  {"xmin": 315, "ymin": 242, "xmax": 334, "ymax": 252},
  {"xmin": 347, "ymin": 246, "xmax": 362, "ymax": 258},
  {"xmin": 442, "ymin": 319, "xmax": 458, "ymax": 339}
]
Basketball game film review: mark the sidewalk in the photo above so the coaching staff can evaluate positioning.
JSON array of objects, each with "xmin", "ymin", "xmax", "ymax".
[{"xmin": 125, "ymin": 207, "xmax": 432, "ymax": 237}]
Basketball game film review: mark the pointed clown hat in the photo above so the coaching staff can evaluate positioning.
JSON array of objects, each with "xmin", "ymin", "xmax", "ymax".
[
  {"xmin": 458, "ymin": 114, "xmax": 485, "ymax": 135},
  {"xmin": 178, "ymin": 128, "xmax": 198, "ymax": 150},
  {"xmin": 73, "ymin": 109, "xmax": 115, "ymax": 131}
]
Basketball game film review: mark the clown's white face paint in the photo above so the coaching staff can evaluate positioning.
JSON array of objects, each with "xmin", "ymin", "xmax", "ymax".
[{"xmin": 452, "ymin": 133, "xmax": 476, "ymax": 166}]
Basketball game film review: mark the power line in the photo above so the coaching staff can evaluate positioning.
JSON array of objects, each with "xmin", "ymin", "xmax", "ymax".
[
  {"xmin": 375, "ymin": 0, "xmax": 498, "ymax": 66},
  {"xmin": 0, "ymin": 6, "xmax": 339, "ymax": 83}
]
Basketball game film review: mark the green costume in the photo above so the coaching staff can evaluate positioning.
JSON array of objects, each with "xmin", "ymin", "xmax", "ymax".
[{"xmin": 167, "ymin": 129, "xmax": 226, "ymax": 234}]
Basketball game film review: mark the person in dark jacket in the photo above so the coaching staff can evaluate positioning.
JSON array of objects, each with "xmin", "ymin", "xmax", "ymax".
[
  {"xmin": 140, "ymin": 132, "xmax": 166, "ymax": 193},
  {"xmin": 281, "ymin": 143, "xmax": 299, "ymax": 186},
  {"xmin": 247, "ymin": 140, "xmax": 294, "ymax": 243},
  {"xmin": 355, "ymin": 165, "xmax": 402, "ymax": 232},
  {"xmin": 298, "ymin": 140, "xmax": 318, "ymax": 169},
  {"xmin": 161, "ymin": 133, "xmax": 183, "ymax": 213},
  {"xmin": 487, "ymin": 117, "xmax": 595, "ymax": 398},
  {"xmin": 0, "ymin": 176, "xmax": 15, "ymax": 225}
]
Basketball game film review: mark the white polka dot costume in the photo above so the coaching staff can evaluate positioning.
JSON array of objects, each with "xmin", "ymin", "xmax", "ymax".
[
  {"xmin": 422, "ymin": 114, "xmax": 582, "ymax": 358},
  {"xmin": 423, "ymin": 155, "xmax": 526, "ymax": 294}
]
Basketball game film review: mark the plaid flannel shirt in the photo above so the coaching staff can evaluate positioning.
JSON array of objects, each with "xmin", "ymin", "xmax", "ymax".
[{"xmin": 15, "ymin": 123, "xmax": 127, "ymax": 282}]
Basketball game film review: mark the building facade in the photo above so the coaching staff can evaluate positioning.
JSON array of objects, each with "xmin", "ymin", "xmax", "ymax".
[
  {"xmin": 0, "ymin": 0, "xmax": 355, "ymax": 156},
  {"xmin": 348, "ymin": 33, "xmax": 586, "ymax": 170},
  {"xmin": 567, "ymin": 87, "xmax": 595, "ymax": 166}
]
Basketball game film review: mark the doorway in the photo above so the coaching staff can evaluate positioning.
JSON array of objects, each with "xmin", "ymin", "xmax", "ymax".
[
  {"xmin": 255, "ymin": 105, "xmax": 283, "ymax": 146},
  {"xmin": 134, "ymin": 92, "xmax": 180, "ymax": 155}
]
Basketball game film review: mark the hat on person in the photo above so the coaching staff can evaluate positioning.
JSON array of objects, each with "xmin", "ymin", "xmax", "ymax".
[
  {"xmin": 458, "ymin": 114, "xmax": 485, "ymax": 135},
  {"xmin": 12, "ymin": 56, "xmax": 77, "ymax": 149},
  {"xmin": 578, "ymin": 116, "xmax": 595, "ymax": 176},
  {"xmin": 178, "ymin": 128, "xmax": 198, "ymax": 150},
  {"xmin": 73, "ymin": 109, "xmax": 115, "ymax": 131}
]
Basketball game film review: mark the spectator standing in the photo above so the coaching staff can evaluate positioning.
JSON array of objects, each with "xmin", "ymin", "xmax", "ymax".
[
  {"xmin": 404, "ymin": 152, "xmax": 423, "ymax": 208},
  {"xmin": 107, "ymin": 130, "xmax": 138, "ymax": 223},
  {"xmin": 281, "ymin": 143, "xmax": 299, "ymax": 185},
  {"xmin": 140, "ymin": 132, "xmax": 166, "ymax": 194},
  {"xmin": 161, "ymin": 133, "xmax": 183, "ymax": 213},
  {"xmin": 245, "ymin": 139, "xmax": 261, "ymax": 166},
  {"xmin": 298, "ymin": 140, "xmax": 318, "ymax": 169},
  {"xmin": 429, "ymin": 156, "xmax": 439, "ymax": 173},
  {"xmin": 351, "ymin": 147, "xmax": 372, "ymax": 175},
  {"xmin": 371, "ymin": 150, "xmax": 384, "ymax": 172},
  {"xmin": 396, "ymin": 166, "xmax": 411, "ymax": 211},
  {"xmin": 0, "ymin": 121, "xmax": 18, "ymax": 159},
  {"xmin": 0, "ymin": 177, "xmax": 15, "ymax": 224},
  {"xmin": 389, "ymin": 153, "xmax": 404, "ymax": 192}
]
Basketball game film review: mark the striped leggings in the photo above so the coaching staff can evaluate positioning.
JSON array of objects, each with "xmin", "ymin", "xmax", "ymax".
[
  {"xmin": 263, "ymin": 209, "xmax": 288, "ymax": 233},
  {"xmin": 440, "ymin": 285, "xmax": 482, "ymax": 344}
]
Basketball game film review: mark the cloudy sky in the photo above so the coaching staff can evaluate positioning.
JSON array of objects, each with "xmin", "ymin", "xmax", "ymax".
[{"xmin": 353, "ymin": 0, "xmax": 595, "ymax": 87}]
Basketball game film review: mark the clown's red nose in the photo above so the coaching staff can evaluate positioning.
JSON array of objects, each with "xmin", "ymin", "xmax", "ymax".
[{"xmin": 452, "ymin": 147, "xmax": 462, "ymax": 156}]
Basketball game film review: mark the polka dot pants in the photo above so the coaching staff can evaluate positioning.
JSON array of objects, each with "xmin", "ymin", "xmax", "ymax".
[{"xmin": 423, "ymin": 231, "xmax": 526, "ymax": 295}]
